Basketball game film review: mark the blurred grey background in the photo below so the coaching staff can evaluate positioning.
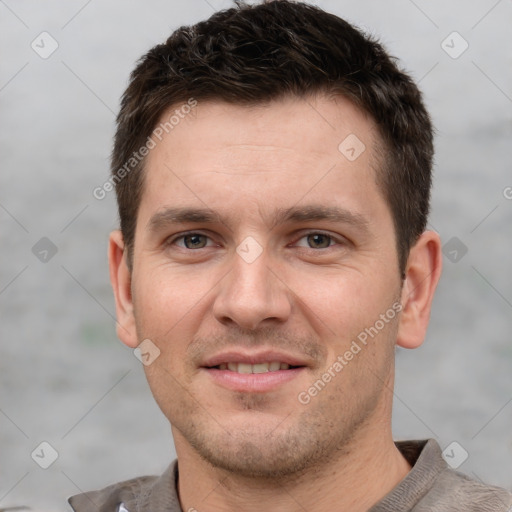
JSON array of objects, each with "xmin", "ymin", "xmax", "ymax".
[{"xmin": 1, "ymin": 0, "xmax": 511, "ymax": 509}]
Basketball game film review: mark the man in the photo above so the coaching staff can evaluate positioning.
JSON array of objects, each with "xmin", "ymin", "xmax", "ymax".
[{"xmin": 70, "ymin": 1, "xmax": 512, "ymax": 510}]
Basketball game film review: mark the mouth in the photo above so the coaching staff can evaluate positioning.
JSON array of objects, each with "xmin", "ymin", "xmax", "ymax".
[
  {"xmin": 201, "ymin": 351, "xmax": 309, "ymax": 392},
  {"xmin": 207, "ymin": 361, "xmax": 300, "ymax": 373}
]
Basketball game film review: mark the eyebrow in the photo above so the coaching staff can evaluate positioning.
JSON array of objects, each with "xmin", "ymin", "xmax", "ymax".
[
  {"xmin": 147, "ymin": 207, "xmax": 221, "ymax": 233},
  {"xmin": 270, "ymin": 205, "xmax": 370, "ymax": 232},
  {"xmin": 146, "ymin": 205, "xmax": 370, "ymax": 234}
]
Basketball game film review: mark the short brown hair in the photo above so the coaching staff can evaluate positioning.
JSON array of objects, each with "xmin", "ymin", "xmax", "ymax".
[{"xmin": 112, "ymin": 0, "xmax": 433, "ymax": 275}]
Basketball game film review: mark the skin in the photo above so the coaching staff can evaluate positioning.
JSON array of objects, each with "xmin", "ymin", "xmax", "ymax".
[{"xmin": 109, "ymin": 95, "xmax": 442, "ymax": 512}]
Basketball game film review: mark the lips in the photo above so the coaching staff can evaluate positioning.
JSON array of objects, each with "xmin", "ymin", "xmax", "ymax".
[
  {"xmin": 201, "ymin": 350, "xmax": 309, "ymax": 392},
  {"xmin": 201, "ymin": 350, "xmax": 308, "ymax": 369},
  {"xmin": 217, "ymin": 361, "xmax": 291, "ymax": 373}
]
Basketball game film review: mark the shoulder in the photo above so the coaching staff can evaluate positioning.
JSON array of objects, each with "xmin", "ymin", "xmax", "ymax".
[
  {"xmin": 68, "ymin": 461, "xmax": 180, "ymax": 512},
  {"xmin": 68, "ymin": 474, "xmax": 160, "ymax": 511},
  {"xmin": 374, "ymin": 440, "xmax": 512, "ymax": 512},
  {"xmin": 419, "ymin": 467, "xmax": 512, "ymax": 512},
  {"xmin": 398, "ymin": 439, "xmax": 512, "ymax": 512}
]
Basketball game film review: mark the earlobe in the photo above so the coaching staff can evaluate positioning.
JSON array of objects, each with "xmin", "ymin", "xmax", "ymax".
[
  {"xmin": 396, "ymin": 230, "xmax": 442, "ymax": 349},
  {"xmin": 108, "ymin": 230, "xmax": 139, "ymax": 348}
]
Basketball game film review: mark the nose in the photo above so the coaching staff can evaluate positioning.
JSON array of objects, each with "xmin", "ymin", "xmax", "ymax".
[{"xmin": 212, "ymin": 245, "xmax": 292, "ymax": 331}]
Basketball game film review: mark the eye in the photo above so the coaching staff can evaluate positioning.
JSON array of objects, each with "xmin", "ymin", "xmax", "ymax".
[
  {"xmin": 295, "ymin": 232, "xmax": 338, "ymax": 249},
  {"xmin": 172, "ymin": 233, "xmax": 212, "ymax": 249}
]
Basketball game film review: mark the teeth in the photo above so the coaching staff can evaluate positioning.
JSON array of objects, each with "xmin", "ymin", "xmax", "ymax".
[
  {"xmin": 238, "ymin": 363, "xmax": 252, "ymax": 374},
  {"xmin": 220, "ymin": 361, "xmax": 291, "ymax": 373},
  {"xmin": 252, "ymin": 363, "xmax": 269, "ymax": 374}
]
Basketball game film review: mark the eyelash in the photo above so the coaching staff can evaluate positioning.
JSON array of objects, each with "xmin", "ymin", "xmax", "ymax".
[{"xmin": 167, "ymin": 231, "xmax": 346, "ymax": 250}]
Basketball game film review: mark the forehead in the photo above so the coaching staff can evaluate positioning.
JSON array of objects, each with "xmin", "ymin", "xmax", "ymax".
[{"xmin": 139, "ymin": 95, "xmax": 385, "ymax": 226}]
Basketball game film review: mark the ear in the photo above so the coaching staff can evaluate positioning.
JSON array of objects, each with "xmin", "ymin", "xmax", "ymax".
[
  {"xmin": 108, "ymin": 230, "xmax": 139, "ymax": 348},
  {"xmin": 396, "ymin": 230, "xmax": 442, "ymax": 349}
]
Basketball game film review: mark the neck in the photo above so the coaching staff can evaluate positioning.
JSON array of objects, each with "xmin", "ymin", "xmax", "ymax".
[{"xmin": 174, "ymin": 419, "xmax": 410, "ymax": 512}]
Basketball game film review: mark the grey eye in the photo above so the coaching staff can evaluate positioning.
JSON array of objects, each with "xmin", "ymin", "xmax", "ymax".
[
  {"xmin": 306, "ymin": 234, "xmax": 332, "ymax": 249},
  {"xmin": 183, "ymin": 234, "xmax": 208, "ymax": 249}
]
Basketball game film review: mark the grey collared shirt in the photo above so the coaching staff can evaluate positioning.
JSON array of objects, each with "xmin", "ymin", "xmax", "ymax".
[{"xmin": 69, "ymin": 439, "xmax": 512, "ymax": 511}]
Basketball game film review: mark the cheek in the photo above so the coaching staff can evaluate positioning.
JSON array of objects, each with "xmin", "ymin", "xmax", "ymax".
[
  {"xmin": 133, "ymin": 265, "xmax": 213, "ymax": 339},
  {"xmin": 292, "ymin": 269, "xmax": 382, "ymax": 334},
  {"xmin": 291, "ymin": 265, "xmax": 400, "ymax": 371}
]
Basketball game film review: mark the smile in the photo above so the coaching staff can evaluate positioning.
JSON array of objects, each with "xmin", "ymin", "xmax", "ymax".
[{"xmin": 212, "ymin": 362, "xmax": 294, "ymax": 373}]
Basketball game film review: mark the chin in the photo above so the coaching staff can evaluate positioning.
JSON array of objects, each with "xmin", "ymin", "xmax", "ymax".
[
  {"xmin": 199, "ymin": 436, "xmax": 319, "ymax": 479},
  {"xmin": 182, "ymin": 412, "xmax": 343, "ymax": 480}
]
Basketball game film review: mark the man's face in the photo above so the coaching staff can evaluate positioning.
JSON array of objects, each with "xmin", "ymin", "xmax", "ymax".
[{"xmin": 126, "ymin": 96, "xmax": 403, "ymax": 477}]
